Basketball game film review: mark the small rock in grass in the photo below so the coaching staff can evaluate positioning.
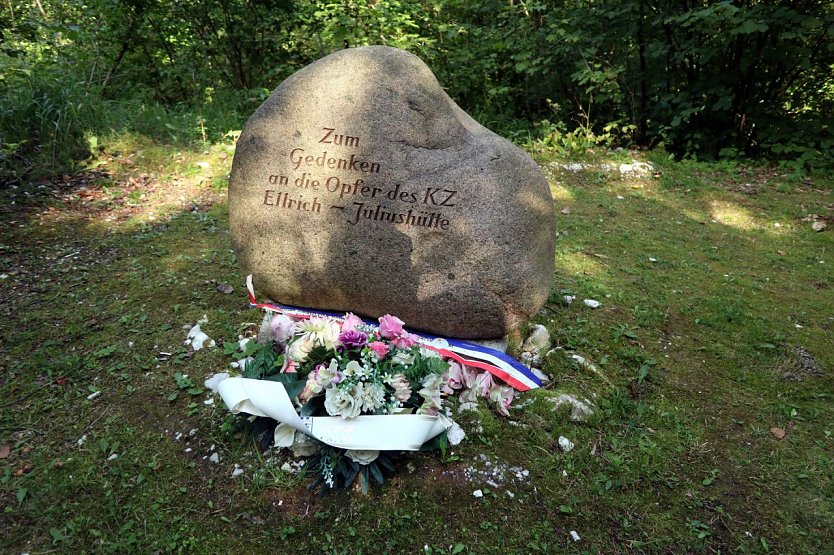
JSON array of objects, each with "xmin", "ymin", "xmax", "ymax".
[
  {"xmin": 77, "ymin": 435, "xmax": 87, "ymax": 446},
  {"xmin": 583, "ymin": 299, "xmax": 601, "ymax": 309},
  {"xmin": 203, "ymin": 397, "xmax": 215, "ymax": 405},
  {"xmin": 217, "ymin": 283, "xmax": 234, "ymax": 295},
  {"xmin": 522, "ymin": 324, "xmax": 551, "ymax": 354},
  {"xmin": 472, "ymin": 489, "xmax": 483, "ymax": 498},
  {"xmin": 86, "ymin": 391, "xmax": 101, "ymax": 401},
  {"xmin": 547, "ymin": 393, "xmax": 595, "ymax": 422},
  {"xmin": 209, "ymin": 452, "xmax": 220, "ymax": 464},
  {"xmin": 232, "ymin": 465, "xmax": 244, "ymax": 477},
  {"xmin": 570, "ymin": 530, "xmax": 581, "ymax": 542},
  {"xmin": 447, "ymin": 421, "xmax": 466, "ymax": 446},
  {"xmin": 812, "ymin": 221, "xmax": 826, "ymax": 232},
  {"xmin": 558, "ymin": 436, "xmax": 575, "ymax": 453},
  {"xmin": 107, "ymin": 453, "xmax": 118, "ymax": 461},
  {"xmin": 649, "ymin": 257, "xmax": 657, "ymax": 263},
  {"xmin": 770, "ymin": 427, "xmax": 786, "ymax": 439},
  {"xmin": 563, "ymin": 295, "xmax": 575, "ymax": 304}
]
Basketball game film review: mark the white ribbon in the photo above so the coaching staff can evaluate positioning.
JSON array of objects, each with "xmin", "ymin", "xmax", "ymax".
[{"xmin": 217, "ymin": 377, "xmax": 451, "ymax": 451}]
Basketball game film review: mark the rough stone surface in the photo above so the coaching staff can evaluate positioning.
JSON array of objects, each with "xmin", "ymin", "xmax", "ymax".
[{"xmin": 229, "ymin": 46, "xmax": 556, "ymax": 338}]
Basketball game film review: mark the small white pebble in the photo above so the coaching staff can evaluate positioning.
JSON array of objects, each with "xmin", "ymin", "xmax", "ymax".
[
  {"xmin": 184, "ymin": 448, "xmax": 192, "ymax": 453},
  {"xmin": 570, "ymin": 531, "xmax": 581, "ymax": 542},
  {"xmin": 649, "ymin": 257, "xmax": 657, "ymax": 262},
  {"xmin": 232, "ymin": 466, "xmax": 244, "ymax": 477},
  {"xmin": 77, "ymin": 435, "xmax": 87, "ymax": 446},
  {"xmin": 203, "ymin": 398, "xmax": 215, "ymax": 405},
  {"xmin": 86, "ymin": 391, "xmax": 101, "ymax": 401},
  {"xmin": 209, "ymin": 453, "xmax": 220, "ymax": 464},
  {"xmin": 107, "ymin": 453, "xmax": 118, "ymax": 461},
  {"xmin": 506, "ymin": 491, "xmax": 515, "ymax": 498},
  {"xmin": 472, "ymin": 489, "xmax": 483, "ymax": 498},
  {"xmin": 558, "ymin": 436, "xmax": 575, "ymax": 453},
  {"xmin": 583, "ymin": 299, "xmax": 601, "ymax": 308}
]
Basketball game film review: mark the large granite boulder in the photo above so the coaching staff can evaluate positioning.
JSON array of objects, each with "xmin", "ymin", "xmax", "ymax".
[{"xmin": 229, "ymin": 46, "xmax": 555, "ymax": 338}]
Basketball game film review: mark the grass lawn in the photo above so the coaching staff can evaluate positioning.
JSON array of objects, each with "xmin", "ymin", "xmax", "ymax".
[{"xmin": 1, "ymin": 135, "xmax": 832, "ymax": 553}]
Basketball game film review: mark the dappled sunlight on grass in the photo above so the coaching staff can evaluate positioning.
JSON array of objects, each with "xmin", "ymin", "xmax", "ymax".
[
  {"xmin": 709, "ymin": 200, "xmax": 783, "ymax": 235},
  {"xmin": 548, "ymin": 183, "xmax": 575, "ymax": 203},
  {"xmin": 555, "ymin": 250, "xmax": 609, "ymax": 277}
]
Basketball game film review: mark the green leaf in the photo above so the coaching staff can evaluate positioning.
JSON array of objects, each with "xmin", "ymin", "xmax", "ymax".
[
  {"xmin": 49, "ymin": 527, "xmax": 65, "ymax": 543},
  {"xmin": 16, "ymin": 487, "xmax": 26, "ymax": 505},
  {"xmin": 559, "ymin": 504, "xmax": 573, "ymax": 514},
  {"xmin": 301, "ymin": 395, "xmax": 325, "ymax": 417},
  {"xmin": 369, "ymin": 462, "xmax": 385, "ymax": 484},
  {"xmin": 167, "ymin": 392, "xmax": 178, "ymax": 402},
  {"xmin": 452, "ymin": 544, "xmax": 466, "ymax": 554},
  {"xmin": 187, "ymin": 387, "xmax": 204, "ymax": 396},
  {"xmin": 264, "ymin": 373, "xmax": 306, "ymax": 399}
]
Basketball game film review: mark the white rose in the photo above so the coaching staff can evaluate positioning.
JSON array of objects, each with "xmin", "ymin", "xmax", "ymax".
[
  {"xmin": 345, "ymin": 449, "xmax": 379, "ymax": 465},
  {"xmin": 287, "ymin": 335, "xmax": 315, "ymax": 362},
  {"xmin": 324, "ymin": 384, "xmax": 363, "ymax": 418}
]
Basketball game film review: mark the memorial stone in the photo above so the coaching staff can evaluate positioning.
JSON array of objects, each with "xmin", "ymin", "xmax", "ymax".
[{"xmin": 229, "ymin": 46, "xmax": 555, "ymax": 338}]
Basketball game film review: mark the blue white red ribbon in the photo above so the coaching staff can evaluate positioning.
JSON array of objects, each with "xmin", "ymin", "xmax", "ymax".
[{"xmin": 245, "ymin": 275, "xmax": 541, "ymax": 391}]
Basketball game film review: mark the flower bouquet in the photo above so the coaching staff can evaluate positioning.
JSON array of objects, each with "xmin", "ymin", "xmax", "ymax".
[{"xmin": 217, "ymin": 279, "xmax": 539, "ymax": 492}]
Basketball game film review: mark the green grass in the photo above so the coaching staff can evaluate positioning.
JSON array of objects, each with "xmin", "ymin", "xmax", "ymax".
[{"xmin": 1, "ymin": 135, "xmax": 832, "ymax": 553}]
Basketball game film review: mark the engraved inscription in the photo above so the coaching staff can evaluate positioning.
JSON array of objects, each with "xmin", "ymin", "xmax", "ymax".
[
  {"xmin": 263, "ymin": 126, "xmax": 460, "ymax": 231},
  {"xmin": 319, "ymin": 127, "xmax": 360, "ymax": 148}
]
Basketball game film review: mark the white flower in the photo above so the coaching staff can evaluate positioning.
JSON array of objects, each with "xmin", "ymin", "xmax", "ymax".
[
  {"xmin": 419, "ymin": 346, "xmax": 442, "ymax": 359},
  {"xmin": 345, "ymin": 449, "xmax": 379, "ymax": 465},
  {"xmin": 360, "ymin": 382, "xmax": 386, "ymax": 412},
  {"xmin": 391, "ymin": 351, "xmax": 414, "ymax": 366},
  {"xmin": 324, "ymin": 383, "xmax": 363, "ymax": 418},
  {"xmin": 344, "ymin": 360, "xmax": 368, "ymax": 378},
  {"xmin": 287, "ymin": 335, "xmax": 315, "ymax": 362},
  {"xmin": 298, "ymin": 317, "xmax": 341, "ymax": 349},
  {"xmin": 273, "ymin": 423, "xmax": 295, "ymax": 447}
]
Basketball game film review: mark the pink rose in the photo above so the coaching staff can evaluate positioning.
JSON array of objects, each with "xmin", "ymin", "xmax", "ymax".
[
  {"xmin": 391, "ymin": 332, "xmax": 418, "ymax": 350},
  {"xmin": 368, "ymin": 341, "xmax": 389, "ymax": 360},
  {"xmin": 341, "ymin": 312, "xmax": 363, "ymax": 332},
  {"xmin": 378, "ymin": 314, "xmax": 404, "ymax": 340},
  {"xmin": 270, "ymin": 314, "xmax": 296, "ymax": 343}
]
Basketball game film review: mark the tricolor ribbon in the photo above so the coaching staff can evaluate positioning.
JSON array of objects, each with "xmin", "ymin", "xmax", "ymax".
[{"xmin": 245, "ymin": 275, "xmax": 540, "ymax": 391}]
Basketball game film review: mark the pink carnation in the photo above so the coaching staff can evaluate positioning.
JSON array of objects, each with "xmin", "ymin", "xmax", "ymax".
[
  {"xmin": 368, "ymin": 341, "xmax": 389, "ymax": 360},
  {"xmin": 378, "ymin": 314, "xmax": 404, "ymax": 340},
  {"xmin": 341, "ymin": 312, "xmax": 363, "ymax": 332}
]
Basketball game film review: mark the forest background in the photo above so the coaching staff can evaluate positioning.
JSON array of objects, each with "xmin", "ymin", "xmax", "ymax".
[{"xmin": 1, "ymin": 0, "xmax": 833, "ymax": 179}]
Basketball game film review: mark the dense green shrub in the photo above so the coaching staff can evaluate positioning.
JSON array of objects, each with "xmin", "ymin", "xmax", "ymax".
[{"xmin": 1, "ymin": 0, "xmax": 832, "ymax": 177}]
